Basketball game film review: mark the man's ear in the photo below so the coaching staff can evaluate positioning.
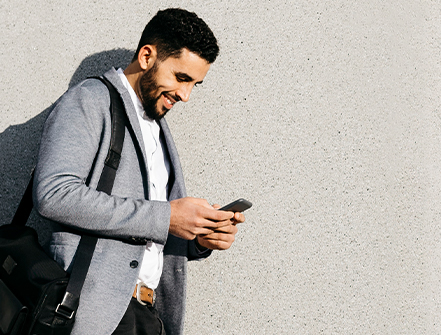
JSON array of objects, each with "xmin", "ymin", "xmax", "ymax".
[{"xmin": 138, "ymin": 45, "xmax": 157, "ymax": 70}]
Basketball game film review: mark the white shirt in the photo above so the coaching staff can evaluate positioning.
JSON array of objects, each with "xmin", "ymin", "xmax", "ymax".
[{"xmin": 117, "ymin": 68, "xmax": 170, "ymax": 289}]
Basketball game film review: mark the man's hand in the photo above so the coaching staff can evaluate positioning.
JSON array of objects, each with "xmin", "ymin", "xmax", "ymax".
[
  {"xmin": 169, "ymin": 197, "xmax": 235, "ymax": 240},
  {"xmin": 196, "ymin": 205, "xmax": 245, "ymax": 250}
]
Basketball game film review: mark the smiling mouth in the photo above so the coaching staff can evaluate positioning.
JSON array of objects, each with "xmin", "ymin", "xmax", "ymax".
[{"xmin": 163, "ymin": 93, "xmax": 178, "ymax": 109}]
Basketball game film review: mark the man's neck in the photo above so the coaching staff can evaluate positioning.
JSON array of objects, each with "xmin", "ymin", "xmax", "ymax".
[{"xmin": 123, "ymin": 62, "xmax": 143, "ymax": 98}]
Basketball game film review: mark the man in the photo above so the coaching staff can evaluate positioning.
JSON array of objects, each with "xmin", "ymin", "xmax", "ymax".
[{"xmin": 33, "ymin": 8, "xmax": 245, "ymax": 335}]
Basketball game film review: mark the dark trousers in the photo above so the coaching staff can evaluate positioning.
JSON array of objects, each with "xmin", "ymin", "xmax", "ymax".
[{"xmin": 112, "ymin": 298, "xmax": 165, "ymax": 335}]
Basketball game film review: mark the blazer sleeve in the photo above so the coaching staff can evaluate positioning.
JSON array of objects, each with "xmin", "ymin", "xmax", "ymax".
[
  {"xmin": 187, "ymin": 239, "xmax": 212, "ymax": 261},
  {"xmin": 33, "ymin": 79, "xmax": 170, "ymax": 245}
]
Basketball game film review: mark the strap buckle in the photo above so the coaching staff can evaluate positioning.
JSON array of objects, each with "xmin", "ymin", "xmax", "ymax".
[
  {"xmin": 55, "ymin": 304, "xmax": 75, "ymax": 319},
  {"xmin": 55, "ymin": 292, "xmax": 78, "ymax": 320}
]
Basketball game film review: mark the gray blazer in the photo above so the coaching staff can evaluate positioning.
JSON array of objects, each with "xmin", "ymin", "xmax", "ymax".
[{"xmin": 33, "ymin": 68, "xmax": 211, "ymax": 335}]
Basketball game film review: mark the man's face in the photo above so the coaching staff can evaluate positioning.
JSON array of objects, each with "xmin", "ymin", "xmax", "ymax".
[{"xmin": 138, "ymin": 48, "xmax": 211, "ymax": 120}]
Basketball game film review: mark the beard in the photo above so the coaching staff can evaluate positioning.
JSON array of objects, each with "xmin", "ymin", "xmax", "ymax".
[{"xmin": 138, "ymin": 62, "xmax": 168, "ymax": 121}]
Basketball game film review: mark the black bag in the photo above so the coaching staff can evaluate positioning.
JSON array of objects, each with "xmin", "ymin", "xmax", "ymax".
[
  {"xmin": 0, "ymin": 216, "xmax": 70, "ymax": 335},
  {"xmin": 0, "ymin": 76, "xmax": 127, "ymax": 335}
]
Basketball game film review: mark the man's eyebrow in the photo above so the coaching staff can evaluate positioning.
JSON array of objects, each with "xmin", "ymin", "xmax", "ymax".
[{"xmin": 175, "ymin": 72, "xmax": 203, "ymax": 84}]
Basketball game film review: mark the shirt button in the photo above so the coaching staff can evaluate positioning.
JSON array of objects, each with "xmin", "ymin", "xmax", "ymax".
[{"xmin": 130, "ymin": 260, "xmax": 139, "ymax": 268}]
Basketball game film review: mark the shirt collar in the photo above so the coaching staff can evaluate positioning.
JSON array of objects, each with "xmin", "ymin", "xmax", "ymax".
[{"xmin": 116, "ymin": 68, "xmax": 155, "ymax": 122}]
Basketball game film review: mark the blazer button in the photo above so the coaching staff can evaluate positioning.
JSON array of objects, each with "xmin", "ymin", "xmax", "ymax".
[{"xmin": 130, "ymin": 260, "xmax": 139, "ymax": 268}]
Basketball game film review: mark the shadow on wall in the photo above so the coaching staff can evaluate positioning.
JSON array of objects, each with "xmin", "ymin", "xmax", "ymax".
[{"xmin": 0, "ymin": 48, "xmax": 134, "ymax": 244}]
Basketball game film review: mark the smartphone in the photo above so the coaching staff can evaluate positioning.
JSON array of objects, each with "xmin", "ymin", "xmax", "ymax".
[{"xmin": 219, "ymin": 198, "xmax": 252, "ymax": 212}]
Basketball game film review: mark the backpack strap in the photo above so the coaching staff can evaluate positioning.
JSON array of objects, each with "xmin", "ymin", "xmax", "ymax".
[
  {"xmin": 11, "ymin": 76, "xmax": 127, "ymax": 323},
  {"xmin": 10, "ymin": 172, "xmax": 34, "ymax": 227},
  {"xmin": 95, "ymin": 76, "xmax": 128, "ymax": 194},
  {"xmin": 55, "ymin": 76, "xmax": 128, "ymax": 321}
]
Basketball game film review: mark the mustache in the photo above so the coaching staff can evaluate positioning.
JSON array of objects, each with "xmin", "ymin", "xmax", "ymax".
[{"xmin": 162, "ymin": 92, "xmax": 180, "ymax": 103}]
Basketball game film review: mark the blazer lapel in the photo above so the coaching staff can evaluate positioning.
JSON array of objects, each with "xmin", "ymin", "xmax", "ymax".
[
  {"xmin": 103, "ymin": 68, "xmax": 147, "ymax": 161},
  {"xmin": 103, "ymin": 68, "xmax": 150, "ymax": 196},
  {"xmin": 159, "ymin": 118, "xmax": 186, "ymax": 200}
]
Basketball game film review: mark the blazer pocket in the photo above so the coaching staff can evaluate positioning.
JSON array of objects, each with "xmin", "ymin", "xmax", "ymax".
[{"xmin": 49, "ymin": 232, "xmax": 103, "ymax": 272}]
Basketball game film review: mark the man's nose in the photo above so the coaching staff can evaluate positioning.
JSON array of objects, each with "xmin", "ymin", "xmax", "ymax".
[{"xmin": 176, "ymin": 83, "xmax": 192, "ymax": 102}]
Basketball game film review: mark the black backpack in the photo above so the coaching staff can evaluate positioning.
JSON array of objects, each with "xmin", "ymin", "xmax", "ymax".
[{"xmin": 0, "ymin": 76, "xmax": 127, "ymax": 335}]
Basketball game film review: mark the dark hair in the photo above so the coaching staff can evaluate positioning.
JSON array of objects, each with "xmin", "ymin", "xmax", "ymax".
[{"xmin": 133, "ymin": 8, "xmax": 219, "ymax": 64}]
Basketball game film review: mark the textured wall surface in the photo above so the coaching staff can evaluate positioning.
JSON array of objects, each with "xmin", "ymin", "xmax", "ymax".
[{"xmin": 1, "ymin": 1, "xmax": 440, "ymax": 334}]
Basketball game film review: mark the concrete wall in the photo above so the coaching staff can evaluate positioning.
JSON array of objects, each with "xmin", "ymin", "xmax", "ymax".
[{"xmin": 1, "ymin": 1, "xmax": 440, "ymax": 334}]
